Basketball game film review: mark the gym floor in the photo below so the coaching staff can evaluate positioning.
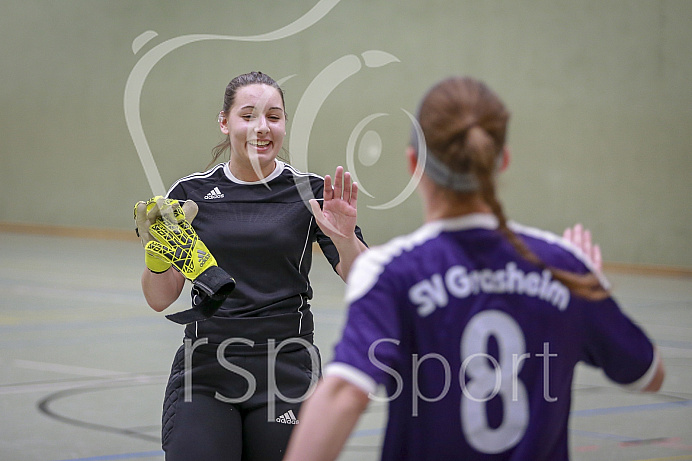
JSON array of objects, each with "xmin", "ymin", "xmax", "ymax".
[{"xmin": 0, "ymin": 231, "xmax": 690, "ymax": 461}]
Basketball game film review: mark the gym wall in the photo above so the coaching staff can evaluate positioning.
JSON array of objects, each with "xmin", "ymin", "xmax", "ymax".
[{"xmin": 1, "ymin": 0, "xmax": 690, "ymax": 269}]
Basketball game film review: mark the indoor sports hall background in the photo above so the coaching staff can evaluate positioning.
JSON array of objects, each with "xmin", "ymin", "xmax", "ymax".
[
  {"xmin": 1, "ymin": 0, "xmax": 691, "ymax": 268},
  {"xmin": 1, "ymin": 1, "xmax": 690, "ymax": 460}
]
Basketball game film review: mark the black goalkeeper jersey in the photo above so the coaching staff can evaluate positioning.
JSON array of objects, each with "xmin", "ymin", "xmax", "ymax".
[{"xmin": 166, "ymin": 161, "xmax": 365, "ymax": 347}]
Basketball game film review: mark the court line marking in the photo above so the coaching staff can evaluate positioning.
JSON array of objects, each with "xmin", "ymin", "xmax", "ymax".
[
  {"xmin": 657, "ymin": 339, "xmax": 692, "ymax": 350},
  {"xmin": 634, "ymin": 456, "xmax": 692, "ymax": 461},
  {"xmin": 2, "ymin": 360, "xmax": 168, "ymax": 395},
  {"xmin": 570, "ymin": 429, "xmax": 634, "ymax": 442},
  {"xmin": 52, "ymin": 450, "xmax": 163, "ymax": 461},
  {"xmin": 14, "ymin": 360, "xmax": 129, "ymax": 378},
  {"xmin": 571, "ymin": 399, "xmax": 692, "ymax": 417}
]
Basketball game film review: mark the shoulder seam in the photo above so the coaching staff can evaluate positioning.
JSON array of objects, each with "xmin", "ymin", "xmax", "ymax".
[
  {"xmin": 282, "ymin": 163, "xmax": 324, "ymax": 180},
  {"xmin": 165, "ymin": 163, "xmax": 225, "ymax": 197}
]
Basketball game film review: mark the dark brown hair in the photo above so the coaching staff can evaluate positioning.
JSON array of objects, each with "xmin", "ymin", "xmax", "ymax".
[
  {"xmin": 417, "ymin": 76, "xmax": 608, "ymax": 301},
  {"xmin": 207, "ymin": 71, "xmax": 288, "ymax": 169}
]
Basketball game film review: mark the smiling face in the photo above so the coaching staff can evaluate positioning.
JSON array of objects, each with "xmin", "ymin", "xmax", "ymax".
[{"xmin": 220, "ymin": 83, "xmax": 286, "ymax": 181}]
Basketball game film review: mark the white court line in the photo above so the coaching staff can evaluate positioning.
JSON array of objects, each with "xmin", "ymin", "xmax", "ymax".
[
  {"xmin": 0, "ymin": 360, "xmax": 167, "ymax": 395},
  {"xmin": 0, "ymin": 374, "xmax": 167, "ymax": 396},
  {"xmin": 14, "ymin": 359, "xmax": 129, "ymax": 377},
  {"xmin": 0, "ymin": 381, "xmax": 101, "ymax": 396}
]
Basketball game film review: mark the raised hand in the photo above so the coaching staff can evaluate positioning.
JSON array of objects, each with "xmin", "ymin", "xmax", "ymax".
[
  {"xmin": 309, "ymin": 166, "xmax": 359, "ymax": 242},
  {"xmin": 134, "ymin": 196, "xmax": 199, "ymax": 273},
  {"xmin": 137, "ymin": 197, "xmax": 235, "ymax": 324},
  {"xmin": 563, "ymin": 223, "xmax": 602, "ymax": 273}
]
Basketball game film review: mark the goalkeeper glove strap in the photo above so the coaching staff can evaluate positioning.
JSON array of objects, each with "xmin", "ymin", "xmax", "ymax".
[{"xmin": 165, "ymin": 266, "xmax": 236, "ymax": 325}]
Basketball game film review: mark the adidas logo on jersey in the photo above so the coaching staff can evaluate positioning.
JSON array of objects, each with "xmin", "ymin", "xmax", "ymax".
[
  {"xmin": 275, "ymin": 409, "xmax": 299, "ymax": 425},
  {"xmin": 204, "ymin": 187, "xmax": 224, "ymax": 200}
]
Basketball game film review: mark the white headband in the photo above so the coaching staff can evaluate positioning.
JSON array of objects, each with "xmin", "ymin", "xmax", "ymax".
[{"xmin": 410, "ymin": 123, "xmax": 503, "ymax": 192}]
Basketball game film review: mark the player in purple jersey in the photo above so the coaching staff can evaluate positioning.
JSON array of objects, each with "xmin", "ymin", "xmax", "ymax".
[
  {"xmin": 135, "ymin": 72, "xmax": 367, "ymax": 461},
  {"xmin": 285, "ymin": 76, "xmax": 664, "ymax": 461}
]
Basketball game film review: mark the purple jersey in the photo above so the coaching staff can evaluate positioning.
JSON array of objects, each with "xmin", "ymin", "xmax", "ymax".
[{"xmin": 327, "ymin": 214, "xmax": 658, "ymax": 460}]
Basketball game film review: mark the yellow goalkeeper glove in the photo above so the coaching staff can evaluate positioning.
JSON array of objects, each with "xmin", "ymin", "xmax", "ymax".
[
  {"xmin": 134, "ymin": 196, "xmax": 198, "ymax": 273},
  {"xmin": 145, "ymin": 202, "xmax": 216, "ymax": 281},
  {"xmin": 144, "ymin": 199, "xmax": 235, "ymax": 324}
]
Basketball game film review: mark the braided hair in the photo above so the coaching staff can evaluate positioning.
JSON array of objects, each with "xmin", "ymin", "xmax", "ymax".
[{"xmin": 415, "ymin": 76, "xmax": 608, "ymax": 301}]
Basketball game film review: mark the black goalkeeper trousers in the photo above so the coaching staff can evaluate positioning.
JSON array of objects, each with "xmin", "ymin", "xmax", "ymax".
[{"xmin": 161, "ymin": 341, "xmax": 321, "ymax": 461}]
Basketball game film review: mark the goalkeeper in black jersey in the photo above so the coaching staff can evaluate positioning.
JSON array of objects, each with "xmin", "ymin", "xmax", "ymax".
[{"xmin": 135, "ymin": 72, "xmax": 367, "ymax": 461}]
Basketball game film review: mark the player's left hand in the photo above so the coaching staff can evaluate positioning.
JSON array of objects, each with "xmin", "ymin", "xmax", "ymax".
[
  {"xmin": 134, "ymin": 196, "xmax": 199, "ymax": 273},
  {"xmin": 146, "ymin": 203, "xmax": 225, "ymax": 283},
  {"xmin": 144, "ymin": 200, "xmax": 235, "ymax": 324},
  {"xmin": 563, "ymin": 223, "xmax": 602, "ymax": 273},
  {"xmin": 310, "ymin": 166, "xmax": 359, "ymax": 241}
]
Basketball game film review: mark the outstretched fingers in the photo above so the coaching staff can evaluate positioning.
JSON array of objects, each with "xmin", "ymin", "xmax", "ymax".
[
  {"xmin": 333, "ymin": 166, "xmax": 344, "ymax": 200},
  {"xmin": 591, "ymin": 243, "xmax": 603, "ymax": 272},
  {"xmin": 563, "ymin": 223, "xmax": 603, "ymax": 273},
  {"xmin": 322, "ymin": 166, "xmax": 358, "ymax": 208},
  {"xmin": 349, "ymin": 180, "xmax": 358, "ymax": 207},
  {"xmin": 342, "ymin": 170, "xmax": 352, "ymax": 203},
  {"xmin": 323, "ymin": 174, "xmax": 334, "ymax": 201}
]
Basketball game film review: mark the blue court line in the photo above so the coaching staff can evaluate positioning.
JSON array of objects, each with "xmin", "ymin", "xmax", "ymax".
[
  {"xmin": 352, "ymin": 427, "xmax": 385, "ymax": 437},
  {"xmin": 571, "ymin": 399, "xmax": 692, "ymax": 418},
  {"xmin": 53, "ymin": 451, "xmax": 163, "ymax": 461},
  {"xmin": 347, "ymin": 399, "xmax": 692, "ymax": 440},
  {"xmin": 51, "ymin": 400, "xmax": 692, "ymax": 460},
  {"xmin": 656, "ymin": 339, "xmax": 692, "ymax": 350}
]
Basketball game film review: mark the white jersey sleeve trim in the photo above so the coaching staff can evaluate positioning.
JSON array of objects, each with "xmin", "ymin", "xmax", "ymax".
[
  {"xmin": 620, "ymin": 347, "xmax": 661, "ymax": 392},
  {"xmin": 344, "ymin": 213, "xmax": 498, "ymax": 305},
  {"xmin": 345, "ymin": 222, "xmax": 442, "ymax": 304},
  {"xmin": 324, "ymin": 362, "xmax": 378, "ymax": 396}
]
